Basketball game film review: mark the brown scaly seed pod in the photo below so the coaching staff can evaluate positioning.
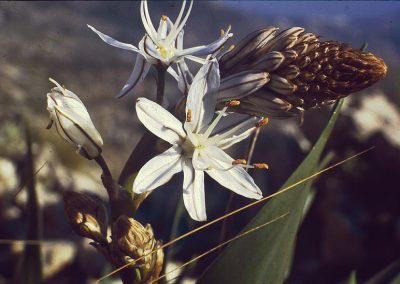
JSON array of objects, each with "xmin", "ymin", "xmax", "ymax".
[
  {"xmin": 218, "ymin": 27, "xmax": 388, "ymax": 118},
  {"xmin": 110, "ymin": 216, "xmax": 164, "ymax": 283}
]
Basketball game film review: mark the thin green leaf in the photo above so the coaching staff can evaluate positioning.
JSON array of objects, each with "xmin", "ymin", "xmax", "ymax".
[
  {"xmin": 199, "ymin": 100, "xmax": 343, "ymax": 284},
  {"xmin": 365, "ymin": 259, "xmax": 400, "ymax": 284},
  {"xmin": 346, "ymin": 271, "xmax": 357, "ymax": 284},
  {"xmin": 15, "ymin": 122, "xmax": 43, "ymax": 284},
  {"xmin": 165, "ymin": 197, "xmax": 186, "ymax": 264},
  {"xmin": 302, "ymin": 151, "xmax": 335, "ymax": 218}
]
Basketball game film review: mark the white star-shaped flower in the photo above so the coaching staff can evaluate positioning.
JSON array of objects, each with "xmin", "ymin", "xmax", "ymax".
[
  {"xmin": 88, "ymin": 0, "xmax": 232, "ymax": 98},
  {"xmin": 133, "ymin": 58, "xmax": 267, "ymax": 221}
]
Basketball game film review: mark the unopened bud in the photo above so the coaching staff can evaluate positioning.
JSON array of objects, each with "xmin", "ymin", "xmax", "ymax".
[
  {"xmin": 63, "ymin": 191, "xmax": 108, "ymax": 244},
  {"xmin": 46, "ymin": 78, "xmax": 103, "ymax": 159},
  {"xmin": 219, "ymin": 27, "xmax": 278, "ymax": 73},
  {"xmin": 218, "ymin": 71, "xmax": 269, "ymax": 101}
]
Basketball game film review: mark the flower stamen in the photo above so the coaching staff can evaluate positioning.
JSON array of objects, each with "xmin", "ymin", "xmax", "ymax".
[
  {"xmin": 203, "ymin": 106, "xmax": 228, "ymax": 139},
  {"xmin": 232, "ymin": 159, "xmax": 247, "ymax": 165},
  {"xmin": 256, "ymin": 117, "xmax": 269, "ymax": 128},
  {"xmin": 186, "ymin": 109, "xmax": 192, "ymax": 122},
  {"xmin": 253, "ymin": 163, "xmax": 269, "ymax": 169},
  {"xmin": 226, "ymin": 100, "xmax": 241, "ymax": 107}
]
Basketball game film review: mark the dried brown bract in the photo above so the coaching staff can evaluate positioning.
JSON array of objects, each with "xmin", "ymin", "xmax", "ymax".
[
  {"xmin": 218, "ymin": 27, "xmax": 387, "ymax": 118},
  {"xmin": 110, "ymin": 216, "xmax": 164, "ymax": 283},
  {"xmin": 63, "ymin": 191, "xmax": 108, "ymax": 244}
]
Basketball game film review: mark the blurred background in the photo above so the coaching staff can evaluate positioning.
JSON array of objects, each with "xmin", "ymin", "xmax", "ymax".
[{"xmin": 0, "ymin": 1, "xmax": 399, "ymax": 283}]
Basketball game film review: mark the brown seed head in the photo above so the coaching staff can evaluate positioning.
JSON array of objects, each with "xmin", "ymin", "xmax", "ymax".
[{"xmin": 219, "ymin": 27, "xmax": 387, "ymax": 118}]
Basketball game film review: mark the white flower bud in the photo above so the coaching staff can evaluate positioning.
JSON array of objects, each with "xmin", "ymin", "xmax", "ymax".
[{"xmin": 46, "ymin": 78, "xmax": 103, "ymax": 160}]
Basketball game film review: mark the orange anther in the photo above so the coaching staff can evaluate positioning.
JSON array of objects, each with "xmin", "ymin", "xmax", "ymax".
[
  {"xmin": 226, "ymin": 100, "xmax": 241, "ymax": 107},
  {"xmin": 256, "ymin": 117, "xmax": 269, "ymax": 128},
  {"xmin": 253, "ymin": 163, "xmax": 269, "ymax": 169},
  {"xmin": 186, "ymin": 109, "xmax": 192, "ymax": 122},
  {"xmin": 232, "ymin": 159, "xmax": 247, "ymax": 165}
]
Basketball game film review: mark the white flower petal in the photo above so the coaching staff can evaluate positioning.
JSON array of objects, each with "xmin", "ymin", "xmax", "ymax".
[
  {"xmin": 136, "ymin": 97, "xmax": 186, "ymax": 144},
  {"xmin": 176, "ymin": 59, "xmax": 193, "ymax": 95},
  {"xmin": 204, "ymin": 146, "xmax": 262, "ymax": 199},
  {"xmin": 88, "ymin": 25, "xmax": 139, "ymax": 52},
  {"xmin": 132, "ymin": 146, "xmax": 183, "ymax": 194},
  {"xmin": 185, "ymin": 58, "xmax": 220, "ymax": 133},
  {"xmin": 157, "ymin": 16, "xmax": 173, "ymax": 41},
  {"xmin": 182, "ymin": 159, "xmax": 207, "ymax": 221},
  {"xmin": 175, "ymin": 29, "xmax": 184, "ymax": 50},
  {"xmin": 175, "ymin": 28, "xmax": 233, "ymax": 58},
  {"xmin": 140, "ymin": 0, "xmax": 158, "ymax": 41},
  {"xmin": 116, "ymin": 54, "xmax": 151, "ymax": 98},
  {"xmin": 140, "ymin": 35, "xmax": 162, "ymax": 63},
  {"xmin": 165, "ymin": 0, "xmax": 193, "ymax": 46},
  {"xmin": 210, "ymin": 117, "xmax": 259, "ymax": 150},
  {"xmin": 167, "ymin": 66, "xmax": 180, "ymax": 81},
  {"xmin": 185, "ymin": 55, "xmax": 207, "ymax": 64}
]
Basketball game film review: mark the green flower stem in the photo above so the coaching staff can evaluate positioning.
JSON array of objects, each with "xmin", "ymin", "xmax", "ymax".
[
  {"xmin": 118, "ymin": 64, "xmax": 169, "ymax": 212},
  {"xmin": 95, "ymin": 155, "xmax": 117, "ymax": 200},
  {"xmin": 156, "ymin": 64, "xmax": 167, "ymax": 104},
  {"xmin": 95, "ymin": 155, "xmax": 135, "ymax": 221}
]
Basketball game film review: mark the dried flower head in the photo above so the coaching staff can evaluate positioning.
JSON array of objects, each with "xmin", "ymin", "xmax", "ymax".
[
  {"xmin": 218, "ymin": 27, "xmax": 387, "ymax": 118},
  {"xmin": 111, "ymin": 216, "xmax": 163, "ymax": 282},
  {"xmin": 63, "ymin": 191, "xmax": 108, "ymax": 244}
]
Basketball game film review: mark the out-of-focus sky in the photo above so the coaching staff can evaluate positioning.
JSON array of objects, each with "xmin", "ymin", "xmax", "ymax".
[{"xmin": 218, "ymin": 1, "xmax": 400, "ymax": 19}]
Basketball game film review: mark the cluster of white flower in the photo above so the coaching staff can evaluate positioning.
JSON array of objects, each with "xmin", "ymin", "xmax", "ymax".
[{"xmin": 47, "ymin": 0, "xmax": 269, "ymax": 221}]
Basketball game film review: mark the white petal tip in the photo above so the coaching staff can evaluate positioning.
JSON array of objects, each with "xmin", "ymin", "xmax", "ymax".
[
  {"xmin": 131, "ymin": 185, "xmax": 147, "ymax": 195},
  {"xmin": 190, "ymin": 215, "xmax": 207, "ymax": 222},
  {"xmin": 136, "ymin": 97, "xmax": 147, "ymax": 103},
  {"xmin": 115, "ymin": 91, "xmax": 128, "ymax": 99},
  {"xmin": 115, "ymin": 85, "xmax": 134, "ymax": 99}
]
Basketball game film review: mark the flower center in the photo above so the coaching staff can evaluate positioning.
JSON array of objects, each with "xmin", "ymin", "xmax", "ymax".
[
  {"xmin": 181, "ymin": 134, "xmax": 206, "ymax": 159},
  {"xmin": 157, "ymin": 43, "xmax": 174, "ymax": 60}
]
